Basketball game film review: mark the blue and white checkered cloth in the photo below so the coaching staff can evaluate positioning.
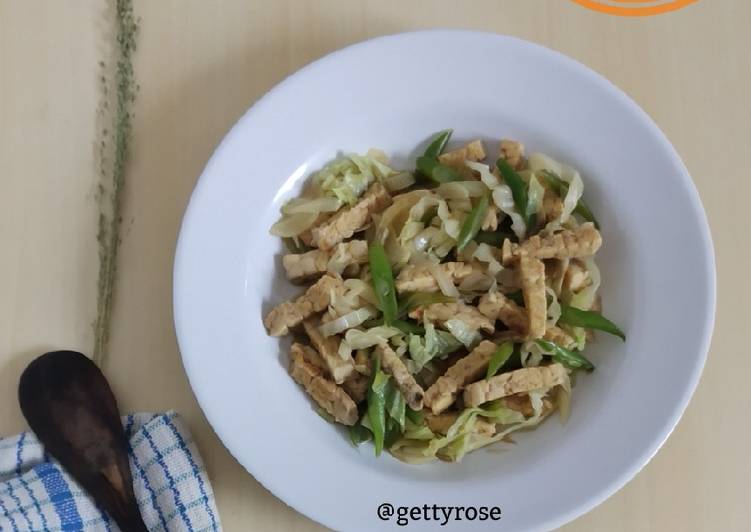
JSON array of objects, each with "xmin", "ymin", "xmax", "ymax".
[{"xmin": 0, "ymin": 412, "xmax": 221, "ymax": 531}]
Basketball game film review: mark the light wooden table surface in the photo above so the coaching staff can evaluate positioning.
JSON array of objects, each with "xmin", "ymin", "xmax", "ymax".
[{"xmin": 1, "ymin": 1, "xmax": 749, "ymax": 530}]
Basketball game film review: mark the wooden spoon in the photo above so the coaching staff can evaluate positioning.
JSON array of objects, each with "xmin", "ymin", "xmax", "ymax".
[{"xmin": 18, "ymin": 350, "xmax": 148, "ymax": 532}]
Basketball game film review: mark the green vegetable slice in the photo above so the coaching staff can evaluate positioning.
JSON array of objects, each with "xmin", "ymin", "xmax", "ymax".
[
  {"xmin": 473, "ymin": 229, "xmax": 515, "ymax": 247},
  {"xmin": 367, "ymin": 355, "xmax": 389, "ymax": 455},
  {"xmin": 397, "ymin": 291, "xmax": 454, "ymax": 318},
  {"xmin": 506, "ymin": 290, "xmax": 525, "ymax": 306},
  {"xmin": 416, "ymin": 155, "xmax": 461, "ymax": 184},
  {"xmin": 496, "ymin": 158, "xmax": 530, "ymax": 225},
  {"xmin": 385, "ymin": 380, "xmax": 406, "ymax": 432},
  {"xmin": 368, "ymin": 242, "xmax": 398, "ymax": 325},
  {"xmin": 405, "ymin": 406, "xmax": 424, "ymax": 426},
  {"xmin": 423, "ymin": 129, "xmax": 453, "ymax": 159},
  {"xmin": 456, "ymin": 194, "xmax": 490, "ymax": 252},
  {"xmin": 540, "ymin": 170, "xmax": 600, "ymax": 229},
  {"xmin": 559, "ymin": 304, "xmax": 625, "ymax": 340},
  {"xmin": 536, "ymin": 339, "xmax": 595, "ymax": 371},
  {"xmin": 392, "ymin": 319, "xmax": 425, "ymax": 335},
  {"xmin": 348, "ymin": 422, "xmax": 371, "ymax": 446},
  {"xmin": 486, "ymin": 342, "xmax": 514, "ymax": 379}
]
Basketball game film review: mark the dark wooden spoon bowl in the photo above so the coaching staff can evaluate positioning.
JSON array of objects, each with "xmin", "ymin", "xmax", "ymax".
[{"xmin": 18, "ymin": 350, "xmax": 147, "ymax": 532}]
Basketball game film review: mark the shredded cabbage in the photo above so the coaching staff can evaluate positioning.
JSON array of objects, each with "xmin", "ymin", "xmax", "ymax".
[
  {"xmin": 315, "ymin": 154, "xmax": 396, "ymax": 205},
  {"xmin": 546, "ymin": 286, "xmax": 561, "ymax": 327},
  {"xmin": 407, "ymin": 323, "xmax": 463, "ymax": 373},
  {"xmin": 445, "ymin": 319, "xmax": 481, "ymax": 349},
  {"xmin": 473, "ymin": 242, "xmax": 503, "ymax": 277},
  {"xmin": 529, "ymin": 153, "xmax": 584, "ymax": 230},
  {"xmin": 527, "ymin": 173, "xmax": 545, "ymax": 222},
  {"xmin": 466, "ymin": 161, "xmax": 527, "ymax": 240},
  {"xmin": 330, "ymin": 279, "xmax": 376, "ymax": 316},
  {"xmin": 390, "ymin": 398, "xmax": 541, "ymax": 463},
  {"xmin": 568, "ymin": 257, "xmax": 601, "ymax": 310},
  {"xmin": 520, "ymin": 341, "xmax": 545, "ymax": 368}
]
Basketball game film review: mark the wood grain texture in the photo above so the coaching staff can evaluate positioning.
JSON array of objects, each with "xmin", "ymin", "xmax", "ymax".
[{"xmin": 1, "ymin": 1, "xmax": 749, "ymax": 530}]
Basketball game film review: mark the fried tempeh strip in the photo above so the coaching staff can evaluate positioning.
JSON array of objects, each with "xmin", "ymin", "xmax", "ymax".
[
  {"xmin": 424, "ymin": 340, "xmax": 497, "ymax": 414},
  {"xmin": 289, "ymin": 343, "xmax": 358, "ymax": 425},
  {"xmin": 501, "ymin": 223, "xmax": 602, "ymax": 265},
  {"xmin": 544, "ymin": 325, "xmax": 577, "ymax": 349},
  {"xmin": 481, "ymin": 204, "xmax": 499, "ymax": 231},
  {"xmin": 520, "ymin": 256, "xmax": 546, "ymax": 340},
  {"xmin": 477, "ymin": 292, "xmax": 527, "ymax": 332},
  {"xmin": 282, "ymin": 240, "xmax": 368, "ymax": 281},
  {"xmin": 302, "ymin": 319, "xmax": 354, "ymax": 384},
  {"xmin": 310, "ymin": 182, "xmax": 392, "ymax": 250},
  {"xmin": 499, "ymin": 139, "xmax": 525, "ymax": 170},
  {"xmin": 263, "ymin": 274, "xmax": 344, "ymax": 336},
  {"xmin": 375, "ymin": 344, "xmax": 424, "ymax": 410},
  {"xmin": 425, "ymin": 411, "xmax": 459, "ymax": 435},
  {"xmin": 395, "ymin": 261, "xmax": 477, "ymax": 293},
  {"xmin": 463, "ymin": 363, "xmax": 568, "ymax": 407},
  {"xmin": 438, "ymin": 140, "xmax": 486, "ymax": 179}
]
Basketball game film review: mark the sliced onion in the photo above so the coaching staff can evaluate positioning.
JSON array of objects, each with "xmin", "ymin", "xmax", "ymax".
[
  {"xmin": 557, "ymin": 373, "xmax": 572, "ymax": 423},
  {"xmin": 281, "ymin": 196, "xmax": 342, "ymax": 215},
  {"xmin": 319, "ymin": 307, "xmax": 377, "ymax": 337},
  {"xmin": 383, "ymin": 171, "xmax": 416, "ymax": 192},
  {"xmin": 545, "ymin": 286, "xmax": 561, "ymax": 327},
  {"xmin": 436, "ymin": 180, "xmax": 488, "ymax": 200},
  {"xmin": 269, "ymin": 212, "xmax": 318, "ymax": 237},
  {"xmin": 427, "ymin": 262, "xmax": 460, "ymax": 298},
  {"xmin": 366, "ymin": 148, "xmax": 389, "ymax": 164},
  {"xmin": 465, "ymin": 161, "xmax": 499, "ymax": 188},
  {"xmin": 345, "ymin": 326, "xmax": 401, "ymax": 349}
]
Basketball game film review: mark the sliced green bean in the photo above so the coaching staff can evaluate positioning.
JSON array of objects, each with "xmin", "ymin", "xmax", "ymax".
[
  {"xmin": 486, "ymin": 342, "xmax": 514, "ymax": 379},
  {"xmin": 423, "ymin": 129, "xmax": 453, "ymax": 159},
  {"xmin": 559, "ymin": 304, "xmax": 625, "ymax": 340},
  {"xmin": 368, "ymin": 242, "xmax": 398, "ymax": 326},
  {"xmin": 456, "ymin": 194, "xmax": 490, "ymax": 252},
  {"xmin": 416, "ymin": 155, "xmax": 461, "ymax": 184},
  {"xmin": 536, "ymin": 339, "xmax": 595, "ymax": 371}
]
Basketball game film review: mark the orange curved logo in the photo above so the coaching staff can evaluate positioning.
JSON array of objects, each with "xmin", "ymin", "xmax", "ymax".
[{"xmin": 572, "ymin": 0, "xmax": 698, "ymax": 16}]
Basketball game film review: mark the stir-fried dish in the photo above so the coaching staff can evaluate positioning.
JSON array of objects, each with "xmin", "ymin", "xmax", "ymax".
[{"xmin": 263, "ymin": 130, "xmax": 625, "ymax": 463}]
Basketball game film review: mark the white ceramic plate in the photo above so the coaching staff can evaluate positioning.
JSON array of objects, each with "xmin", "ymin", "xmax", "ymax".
[{"xmin": 174, "ymin": 31, "xmax": 715, "ymax": 531}]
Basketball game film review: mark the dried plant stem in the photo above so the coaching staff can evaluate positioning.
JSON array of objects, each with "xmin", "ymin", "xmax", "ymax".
[{"xmin": 93, "ymin": 0, "xmax": 138, "ymax": 367}]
